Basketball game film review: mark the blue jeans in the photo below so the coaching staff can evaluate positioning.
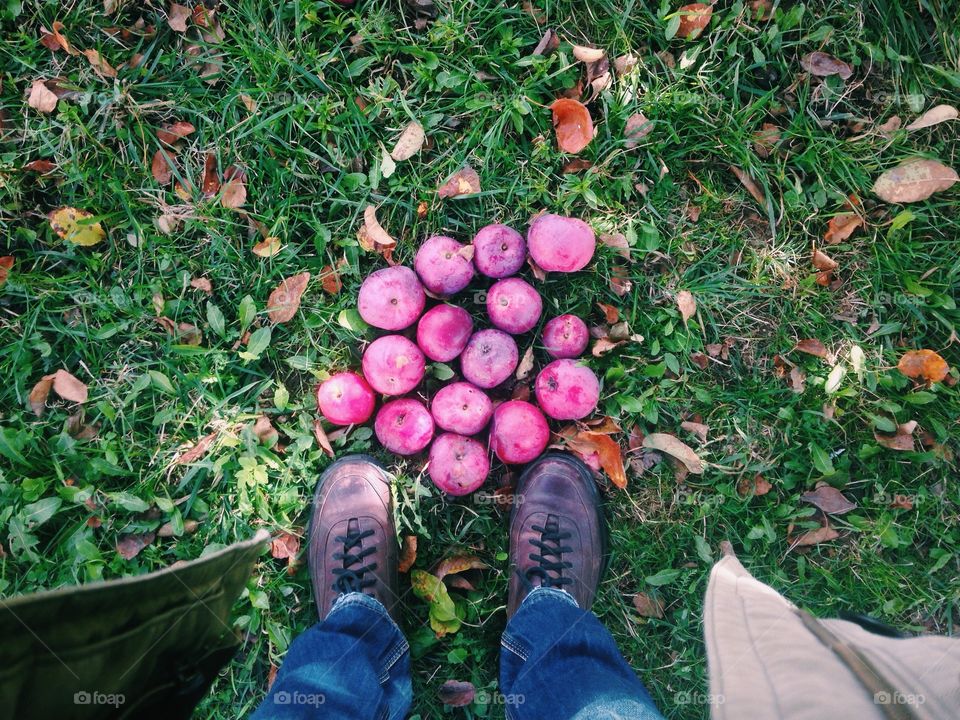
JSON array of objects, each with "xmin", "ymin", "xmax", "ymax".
[{"xmin": 253, "ymin": 587, "xmax": 662, "ymax": 719}]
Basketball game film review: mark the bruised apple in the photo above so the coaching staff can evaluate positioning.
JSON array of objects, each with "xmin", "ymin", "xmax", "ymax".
[
  {"xmin": 486, "ymin": 278, "xmax": 542, "ymax": 335},
  {"xmin": 542, "ymin": 314, "xmax": 589, "ymax": 359},
  {"xmin": 473, "ymin": 224, "xmax": 526, "ymax": 278},
  {"xmin": 361, "ymin": 335, "xmax": 425, "ymax": 396},
  {"xmin": 358, "ymin": 266, "xmax": 426, "ymax": 330},
  {"xmin": 414, "ymin": 235, "xmax": 476, "ymax": 296},
  {"xmin": 374, "ymin": 398, "xmax": 434, "ymax": 455},
  {"xmin": 535, "ymin": 359, "xmax": 600, "ymax": 420},
  {"xmin": 460, "ymin": 329, "xmax": 519, "ymax": 389},
  {"xmin": 316, "ymin": 372, "xmax": 376, "ymax": 426},
  {"xmin": 527, "ymin": 213, "xmax": 596, "ymax": 272},
  {"xmin": 416, "ymin": 304, "xmax": 473, "ymax": 362},
  {"xmin": 431, "ymin": 382, "xmax": 493, "ymax": 435},
  {"xmin": 489, "ymin": 400, "xmax": 550, "ymax": 464},
  {"xmin": 428, "ymin": 433, "xmax": 490, "ymax": 496}
]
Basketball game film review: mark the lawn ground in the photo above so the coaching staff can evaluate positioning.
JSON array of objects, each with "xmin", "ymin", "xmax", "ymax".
[{"xmin": 1, "ymin": 1, "xmax": 958, "ymax": 718}]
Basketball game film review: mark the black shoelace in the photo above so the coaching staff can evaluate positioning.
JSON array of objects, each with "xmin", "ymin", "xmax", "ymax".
[
  {"xmin": 521, "ymin": 515, "xmax": 573, "ymax": 589},
  {"xmin": 332, "ymin": 520, "xmax": 378, "ymax": 595}
]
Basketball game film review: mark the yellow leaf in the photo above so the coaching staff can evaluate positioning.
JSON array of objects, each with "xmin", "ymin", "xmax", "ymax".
[{"xmin": 48, "ymin": 207, "xmax": 105, "ymax": 246}]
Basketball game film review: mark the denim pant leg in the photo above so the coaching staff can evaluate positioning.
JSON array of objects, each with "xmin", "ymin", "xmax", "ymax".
[
  {"xmin": 252, "ymin": 593, "xmax": 411, "ymax": 720},
  {"xmin": 500, "ymin": 587, "xmax": 664, "ymax": 720}
]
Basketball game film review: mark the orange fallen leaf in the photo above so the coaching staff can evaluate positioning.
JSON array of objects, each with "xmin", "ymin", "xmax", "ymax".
[
  {"xmin": 157, "ymin": 121, "xmax": 195, "ymax": 145},
  {"xmin": 50, "ymin": 21, "xmax": 79, "ymax": 55},
  {"xmin": 271, "ymin": 532, "xmax": 301, "ymax": 564},
  {"xmin": 737, "ymin": 473, "xmax": 772, "ymax": 497},
  {"xmin": 190, "ymin": 277, "xmax": 212, "ymax": 293},
  {"xmin": 320, "ymin": 264, "xmax": 343, "ymax": 295},
  {"xmin": 82, "ymin": 49, "xmax": 117, "ymax": 79},
  {"xmin": 676, "ymin": 290, "xmax": 696, "ymax": 326},
  {"xmin": 267, "ymin": 272, "xmax": 310, "ymax": 324},
  {"xmin": 398, "ymin": 535, "xmax": 418, "ymax": 573},
  {"xmin": 599, "ymin": 233, "xmax": 631, "ymax": 261},
  {"xmin": 632, "ymin": 592, "xmax": 664, "ymax": 618},
  {"xmin": 793, "ymin": 338, "xmax": 829, "ymax": 359},
  {"xmin": 168, "ymin": 3, "xmax": 191, "ymax": 32},
  {"xmin": 252, "ymin": 237, "xmax": 282, "ymax": 257},
  {"xmin": 435, "ymin": 555, "xmax": 488, "ymax": 581},
  {"xmin": 24, "ymin": 159, "xmax": 57, "ymax": 173},
  {"xmin": 390, "ymin": 121, "xmax": 426, "ymax": 162},
  {"xmin": 202, "ymin": 153, "xmax": 220, "ymax": 197},
  {"xmin": 561, "ymin": 428, "xmax": 627, "ymax": 488},
  {"xmin": 597, "ymin": 303, "xmax": 619, "ymax": 323},
  {"xmin": 174, "ymin": 430, "xmax": 219, "ymax": 465},
  {"xmin": 729, "ymin": 165, "xmax": 765, "ymax": 206},
  {"xmin": 609, "ymin": 266, "xmax": 632, "ymax": 296},
  {"xmin": 791, "ymin": 524, "xmax": 840, "ymax": 547},
  {"xmin": 680, "ymin": 421, "xmax": 708, "ymax": 443},
  {"xmin": 812, "ymin": 249, "xmax": 837, "ymax": 271},
  {"xmin": 824, "ymin": 213, "xmax": 862, "ymax": 244},
  {"xmin": 0, "ymin": 256, "xmax": 13, "ymax": 287},
  {"xmin": 873, "ymin": 158, "xmax": 958, "ymax": 204},
  {"xmin": 357, "ymin": 205, "xmax": 397, "ymax": 263},
  {"xmin": 220, "ymin": 168, "xmax": 246, "ymax": 209},
  {"xmin": 800, "ymin": 51, "xmax": 852, "ymax": 79},
  {"xmin": 752, "ymin": 123, "xmax": 780, "ymax": 158},
  {"xmin": 897, "ymin": 349, "xmax": 949, "ymax": 383},
  {"xmin": 551, "ymin": 99, "xmax": 593, "ymax": 154},
  {"xmin": 675, "ymin": 3, "xmax": 712, "ymax": 40},
  {"xmin": 151, "ymin": 148, "xmax": 177, "ymax": 184},
  {"xmin": 437, "ymin": 165, "xmax": 481, "ymax": 198}
]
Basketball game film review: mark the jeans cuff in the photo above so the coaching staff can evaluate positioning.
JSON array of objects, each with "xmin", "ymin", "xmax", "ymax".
[
  {"xmin": 328, "ymin": 592, "xmax": 400, "ymax": 629},
  {"xmin": 521, "ymin": 586, "xmax": 579, "ymax": 609}
]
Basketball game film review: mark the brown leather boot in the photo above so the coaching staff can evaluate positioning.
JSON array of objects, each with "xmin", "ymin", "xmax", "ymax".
[
  {"xmin": 308, "ymin": 454, "xmax": 400, "ymax": 620},
  {"xmin": 507, "ymin": 452, "xmax": 606, "ymax": 617}
]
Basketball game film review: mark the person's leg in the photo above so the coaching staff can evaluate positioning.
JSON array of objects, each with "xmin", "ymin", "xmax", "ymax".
[
  {"xmin": 500, "ymin": 453, "xmax": 663, "ymax": 720},
  {"xmin": 253, "ymin": 455, "xmax": 410, "ymax": 720}
]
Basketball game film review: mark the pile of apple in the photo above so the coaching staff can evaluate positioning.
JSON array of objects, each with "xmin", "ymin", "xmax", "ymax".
[{"xmin": 316, "ymin": 213, "xmax": 600, "ymax": 497}]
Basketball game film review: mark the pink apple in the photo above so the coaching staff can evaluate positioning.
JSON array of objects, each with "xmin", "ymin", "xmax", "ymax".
[
  {"xmin": 486, "ymin": 278, "xmax": 542, "ymax": 335},
  {"xmin": 374, "ymin": 398, "xmax": 434, "ymax": 455},
  {"xmin": 316, "ymin": 372, "xmax": 376, "ymax": 425},
  {"xmin": 460, "ymin": 329, "xmax": 519, "ymax": 389},
  {"xmin": 416, "ymin": 304, "xmax": 474, "ymax": 362},
  {"xmin": 473, "ymin": 224, "xmax": 526, "ymax": 278},
  {"xmin": 542, "ymin": 314, "xmax": 589, "ymax": 359},
  {"xmin": 431, "ymin": 382, "xmax": 493, "ymax": 435},
  {"xmin": 414, "ymin": 235, "xmax": 475, "ymax": 297},
  {"xmin": 361, "ymin": 335, "xmax": 425, "ymax": 396},
  {"xmin": 489, "ymin": 400, "xmax": 550, "ymax": 464},
  {"xmin": 358, "ymin": 266, "xmax": 426, "ymax": 330},
  {"xmin": 428, "ymin": 433, "xmax": 490, "ymax": 496},
  {"xmin": 527, "ymin": 213, "xmax": 596, "ymax": 272},
  {"xmin": 535, "ymin": 359, "xmax": 600, "ymax": 420}
]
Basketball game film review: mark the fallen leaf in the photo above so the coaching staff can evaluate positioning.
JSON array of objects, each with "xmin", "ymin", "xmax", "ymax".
[
  {"xmin": 82, "ymin": 49, "xmax": 117, "ymax": 78},
  {"xmin": 202, "ymin": 153, "xmax": 220, "ymax": 197},
  {"xmin": 632, "ymin": 592, "xmax": 664, "ymax": 618},
  {"xmin": 29, "ymin": 375, "xmax": 55, "ymax": 416},
  {"xmin": 151, "ymin": 148, "xmax": 176, "ymax": 184},
  {"xmin": 28, "ymin": 80, "xmax": 58, "ymax": 114},
  {"xmin": 271, "ymin": 532, "xmax": 300, "ymax": 564},
  {"xmin": 158, "ymin": 519, "xmax": 199, "ymax": 537},
  {"xmin": 312, "ymin": 419, "xmax": 334, "ymax": 458},
  {"xmin": 610, "ymin": 266, "xmax": 632, "ymax": 296},
  {"xmin": 522, "ymin": 0, "xmax": 546, "ymax": 23},
  {"xmin": 358, "ymin": 205, "xmax": 397, "ymax": 262},
  {"xmin": 689, "ymin": 352, "xmax": 709, "ymax": 370},
  {"xmin": 320, "ymin": 264, "xmax": 342, "ymax": 295},
  {"xmin": 221, "ymin": 175, "xmax": 247, "ymax": 209},
  {"xmin": 792, "ymin": 524, "xmax": 840, "ymax": 547},
  {"xmin": 905, "ymin": 104, "xmax": 958, "ymax": 131},
  {"xmin": 597, "ymin": 303, "xmax": 619, "ymax": 323},
  {"xmin": 592, "ymin": 337, "xmax": 624, "ymax": 357},
  {"xmin": 752, "ymin": 123, "xmax": 780, "ymax": 158},
  {"xmin": 675, "ymin": 3, "xmax": 712, "ymax": 40},
  {"xmin": 168, "ymin": 3, "xmax": 191, "ymax": 32},
  {"xmin": 157, "ymin": 121, "xmax": 196, "ymax": 145},
  {"xmin": 800, "ymin": 484, "xmax": 856, "ymax": 515},
  {"xmin": 24, "ymin": 159, "xmax": 57, "ymax": 174},
  {"xmin": 561, "ymin": 429, "xmax": 628, "ymax": 488},
  {"xmin": 437, "ymin": 165, "xmax": 481, "ymax": 198},
  {"xmin": 516, "ymin": 345, "xmax": 535, "ymax": 380},
  {"xmin": 800, "ymin": 51, "xmax": 852, "ymax": 79},
  {"xmin": 175, "ymin": 431, "xmax": 219, "ymax": 465},
  {"xmin": 190, "ymin": 277, "xmax": 212, "ymax": 293},
  {"xmin": 40, "ymin": 27, "xmax": 61, "ymax": 52},
  {"xmin": 572, "ymin": 45, "xmax": 605, "ymax": 63},
  {"xmin": 398, "ymin": 535, "xmax": 418, "ymax": 573},
  {"xmin": 117, "ymin": 532, "xmax": 155, "ymax": 560},
  {"xmin": 729, "ymin": 165, "xmax": 765, "ymax": 206},
  {"xmin": 824, "ymin": 213, "xmax": 862, "ymax": 244},
  {"xmin": 435, "ymin": 555, "xmax": 488, "ymax": 581},
  {"xmin": 50, "ymin": 21, "xmax": 79, "ymax": 55},
  {"xmin": 267, "ymin": 272, "xmax": 310, "ymax": 324},
  {"xmin": 812, "ymin": 249, "xmax": 837, "ymax": 271},
  {"xmin": 642, "ymin": 433, "xmax": 703, "ymax": 473},
  {"xmin": 874, "ymin": 421, "xmax": 917, "ymax": 452},
  {"xmin": 789, "ymin": 367, "xmax": 806, "ymax": 393},
  {"xmin": 252, "ymin": 415, "xmax": 279, "ymax": 446},
  {"xmin": 873, "ymin": 158, "xmax": 958, "ymax": 203},
  {"xmin": 624, "ymin": 113, "xmax": 652, "ymax": 148},
  {"xmin": 438, "ymin": 680, "xmax": 475, "ymax": 708},
  {"xmin": 614, "ymin": 53, "xmax": 638, "ymax": 74},
  {"xmin": 897, "ymin": 349, "xmax": 949, "ymax": 383},
  {"xmin": 49, "ymin": 208, "xmax": 106, "ymax": 247},
  {"xmin": 390, "ymin": 121, "xmax": 426, "ymax": 162},
  {"xmin": 737, "ymin": 473, "xmax": 772, "ymax": 497},
  {"xmin": 598, "ymin": 233, "xmax": 631, "ymax": 261},
  {"xmin": 676, "ymin": 290, "xmax": 696, "ymax": 326},
  {"xmin": 680, "ymin": 421, "xmax": 708, "ymax": 443},
  {"xmin": 0, "ymin": 256, "xmax": 13, "ymax": 287},
  {"xmin": 748, "ymin": 0, "xmax": 773, "ymax": 20},
  {"xmin": 531, "ymin": 28, "xmax": 559, "ymax": 56},
  {"xmin": 252, "ymin": 237, "xmax": 282, "ymax": 257},
  {"xmin": 551, "ymin": 99, "xmax": 593, "ymax": 154},
  {"xmin": 793, "ymin": 338, "xmax": 829, "ymax": 359},
  {"xmin": 50, "ymin": 369, "xmax": 88, "ymax": 403}
]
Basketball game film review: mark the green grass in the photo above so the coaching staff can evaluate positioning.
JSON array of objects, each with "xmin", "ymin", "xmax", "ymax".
[{"xmin": 2, "ymin": 1, "xmax": 958, "ymax": 718}]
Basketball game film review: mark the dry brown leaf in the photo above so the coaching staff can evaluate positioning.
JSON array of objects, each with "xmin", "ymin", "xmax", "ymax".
[
  {"xmin": 874, "ymin": 421, "xmax": 917, "ymax": 452},
  {"xmin": 572, "ymin": 45, "xmax": 605, "ymax": 63},
  {"xmin": 897, "ymin": 349, "xmax": 949, "ymax": 383},
  {"xmin": 598, "ymin": 303, "xmax": 619, "ymax": 323},
  {"xmin": 398, "ymin": 535, "xmax": 418, "ymax": 573},
  {"xmin": 157, "ymin": 121, "xmax": 195, "ymax": 145},
  {"xmin": 252, "ymin": 237, "xmax": 282, "ymax": 257},
  {"xmin": 800, "ymin": 484, "xmax": 856, "ymax": 515},
  {"xmin": 435, "ymin": 555, "xmax": 488, "ymax": 581},
  {"xmin": 561, "ymin": 429, "xmax": 627, "ymax": 488},
  {"xmin": 800, "ymin": 51, "xmax": 852, "ymax": 79},
  {"xmin": 551, "ymin": 99, "xmax": 593, "ymax": 154},
  {"xmin": 676, "ymin": 290, "xmax": 696, "ymax": 326},
  {"xmin": 221, "ymin": 175, "xmax": 247, "ymax": 209},
  {"xmin": 610, "ymin": 266, "xmax": 632, "ymax": 296},
  {"xmin": 680, "ymin": 421, "xmax": 708, "ymax": 443},
  {"xmin": 531, "ymin": 28, "xmax": 559, "ymax": 56},
  {"xmin": 752, "ymin": 123, "xmax": 780, "ymax": 158},
  {"xmin": 168, "ymin": 3, "xmax": 191, "ymax": 32},
  {"xmin": 117, "ymin": 532, "xmax": 155, "ymax": 560},
  {"xmin": 873, "ymin": 158, "xmax": 958, "ymax": 204},
  {"xmin": 312, "ymin": 418, "xmax": 334, "ymax": 458},
  {"xmin": 252, "ymin": 415, "xmax": 279, "ymax": 446},
  {"xmin": 642, "ymin": 433, "xmax": 703, "ymax": 473},
  {"xmin": 320, "ymin": 264, "xmax": 342, "ymax": 295},
  {"xmin": 516, "ymin": 345, "xmax": 535, "ymax": 380},
  {"xmin": 792, "ymin": 524, "xmax": 840, "ymax": 547},
  {"xmin": 50, "ymin": 21, "xmax": 79, "ymax": 55},
  {"xmin": 632, "ymin": 592, "xmax": 664, "ymax": 619},
  {"xmin": 0, "ymin": 256, "xmax": 13, "ymax": 288},
  {"xmin": 390, "ymin": 121, "xmax": 426, "ymax": 162},
  {"xmin": 438, "ymin": 680, "xmax": 475, "ymax": 708},
  {"xmin": 151, "ymin": 148, "xmax": 176, "ymax": 184},
  {"xmin": 28, "ymin": 80, "xmax": 58, "ymax": 114},
  {"xmin": 793, "ymin": 338, "xmax": 828, "ymax": 359},
  {"xmin": 824, "ymin": 213, "xmax": 862, "ymax": 244},
  {"xmin": 522, "ymin": 0, "xmax": 546, "ymax": 23},
  {"xmin": 624, "ymin": 113, "xmax": 652, "ymax": 148},
  {"xmin": 202, "ymin": 153, "xmax": 220, "ymax": 197},
  {"xmin": 729, "ymin": 165, "xmax": 765, "ymax": 206},
  {"xmin": 592, "ymin": 337, "xmax": 624, "ymax": 357},
  {"xmin": 358, "ymin": 205, "xmax": 397, "ymax": 262},
  {"xmin": 598, "ymin": 233, "xmax": 631, "ymax": 261},
  {"xmin": 29, "ymin": 375, "xmax": 55, "ymax": 416},
  {"xmin": 82, "ymin": 49, "xmax": 118, "ymax": 78},
  {"xmin": 40, "ymin": 27, "xmax": 61, "ymax": 52},
  {"xmin": 737, "ymin": 473, "xmax": 772, "ymax": 497},
  {"xmin": 271, "ymin": 532, "xmax": 300, "ymax": 564},
  {"xmin": 689, "ymin": 352, "xmax": 709, "ymax": 370},
  {"xmin": 190, "ymin": 277, "xmax": 212, "ymax": 294},
  {"xmin": 268, "ymin": 272, "xmax": 310, "ymax": 324},
  {"xmin": 676, "ymin": 3, "xmax": 712, "ymax": 40},
  {"xmin": 437, "ymin": 165, "xmax": 481, "ymax": 198},
  {"xmin": 51, "ymin": 369, "xmax": 88, "ymax": 403},
  {"xmin": 905, "ymin": 104, "xmax": 958, "ymax": 131},
  {"xmin": 812, "ymin": 249, "xmax": 837, "ymax": 271},
  {"xmin": 175, "ymin": 431, "xmax": 218, "ymax": 465},
  {"xmin": 24, "ymin": 159, "xmax": 57, "ymax": 174},
  {"xmin": 562, "ymin": 158, "xmax": 593, "ymax": 173}
]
